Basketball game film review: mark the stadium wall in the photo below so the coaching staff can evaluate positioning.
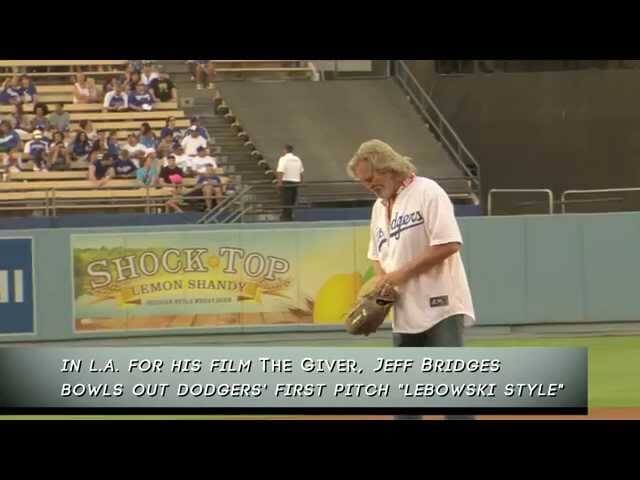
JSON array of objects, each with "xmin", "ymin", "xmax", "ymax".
[{"xmin": 1, "ymin": 212, "xmax": 639, "ymax": 342}]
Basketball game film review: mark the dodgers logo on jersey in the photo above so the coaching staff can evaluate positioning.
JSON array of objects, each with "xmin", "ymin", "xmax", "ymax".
[
  {"xmin": 389, "ymin": 210, "xmax": 425, "ymax": 240},
  {"xmin": 0, "ymin": 238, "xmax": 35, "ymax": 334},
  {"xmin": 375, "ymin": 227, "xmax": 387, "ymax": 253}
]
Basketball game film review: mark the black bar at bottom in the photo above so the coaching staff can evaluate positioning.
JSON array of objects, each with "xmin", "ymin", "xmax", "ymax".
[{"xmin": 0, "ymin": 407, "xmax": 588, "ymax": 415}]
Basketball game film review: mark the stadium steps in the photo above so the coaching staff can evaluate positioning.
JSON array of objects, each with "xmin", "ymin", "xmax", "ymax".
[{"xmin": 161, "ymin": 60, "xmax": 282, "ymax": 217}]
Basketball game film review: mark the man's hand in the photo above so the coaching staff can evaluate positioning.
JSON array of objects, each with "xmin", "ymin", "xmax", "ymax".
[{"xmin": 375, "ymin": 269, "xmax": 410, "ymax": 289}]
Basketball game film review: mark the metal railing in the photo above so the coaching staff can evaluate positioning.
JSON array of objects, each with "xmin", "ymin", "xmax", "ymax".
[
  {"xmin": 393, "ymin": 60, "xmax": 480, "ymax": 192},
  {"xmin": 487, "ymin": 189, "xmax": 554, "ymax": 216},
  {"xmin": 560, "ymin": 188, "xmax": 640, "ymax": 214}
]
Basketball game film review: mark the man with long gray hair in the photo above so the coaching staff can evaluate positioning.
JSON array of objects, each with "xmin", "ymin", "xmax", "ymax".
[{"xmin": 347, "ymin": 139, "xmax": 476, "ymax": 420}]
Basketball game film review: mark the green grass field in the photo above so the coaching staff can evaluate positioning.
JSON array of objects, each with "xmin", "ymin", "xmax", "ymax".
[{"xmin": 1, "ymin": 334, "xmax": 638, "ymax": 419}]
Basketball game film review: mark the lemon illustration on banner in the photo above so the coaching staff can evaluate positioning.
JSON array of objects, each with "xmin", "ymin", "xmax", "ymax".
[
  {"xmin": 208, "ymin": 255, "xmax": 221, "ymax": 270},
  {"xmin": 313, "ymin": 273, "xmax": 363, "ymax": 324}
]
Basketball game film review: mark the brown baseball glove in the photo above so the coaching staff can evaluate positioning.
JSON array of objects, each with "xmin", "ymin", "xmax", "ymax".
[{"xmin": 344, "ymin": 284, "xmax": 398, "ymax": 336}]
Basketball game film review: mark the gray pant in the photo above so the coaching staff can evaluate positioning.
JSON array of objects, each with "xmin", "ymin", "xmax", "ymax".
[{"xmin": 393, "ymin": 314, "xmax": 474, "ymax": 421}]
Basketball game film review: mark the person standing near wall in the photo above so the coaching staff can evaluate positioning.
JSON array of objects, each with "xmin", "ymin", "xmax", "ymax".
[
  {"xmin": 276, "ymin": 144, "xmax": 304, "ymax": 221},
  {"xmin": 347, "ymin": 139, "xmax": 476, "ymax": 420}
]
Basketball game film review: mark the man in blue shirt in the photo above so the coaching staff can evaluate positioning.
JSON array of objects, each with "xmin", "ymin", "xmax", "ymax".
[
  {"xmin": 113, "ymin": 150, "xmax": 138, "ymax": 178},
  {"xmin": 23, "ymin": 130, "xmax": 49, "ymax": 170},
  {"xmin": 0, "ymin": 120, "xmax": 22, "ymax": 153},
  {"xmin": 128, "ymin": 83, "xmax": 155, "ymax": 111},
  {"xmin": 103, "ymin": 82, "xmax": 129, "ymax": 112},
  {"xmin": 0, "ymin": 77, "xmax": 22, "ymax": 105},
  {"xmin": 18, "ymin": 76, "xmax": 38, "ymax": 104}
]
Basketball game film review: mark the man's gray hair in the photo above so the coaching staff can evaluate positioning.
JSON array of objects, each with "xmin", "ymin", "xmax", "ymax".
[{"xmin": 347, "ymin": 139, "xmax": 417, "ymax": 179}]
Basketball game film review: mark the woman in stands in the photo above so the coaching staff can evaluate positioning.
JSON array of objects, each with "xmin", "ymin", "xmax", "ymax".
[
  {"xmin": 139, "ymin": 122, "xmax": 158, "ymax": 150},
  {"xmin": 73, "ymin": 74, "xmax": 98, "ymax": 104},
  {"xmin": 70, "ymin": 131, "xmax": 92, "ymax": 166},
  {"xmin": 30, "ymin": 104, "xmax": 50, "ymax": 132},
  {"xmin": 0, "ymin": 76, "xmax": 22, "ymax": 105},
  {"xmin": 124, "ymin": 71, "xmax": 142, "ymax": 93},
  {"xmin": 136, "ymin": 152, "xmax": 159, "ymax": 187},
  {"xmin": 160, "ymin": 117, "xmax": 181, "ymax": 142},
  {"xmin": 5, "ymin": 104, "xmax": 32, "ymax": 136},
  {"xmin": 19, "ymin": 76, "xmax": 37, "ymax": 104},
  {"xmin": 107, "ymin": 130, "xmax": 120, "ymax": 157},
  {"xmin": 79, "ymin": 120, "xmax": 99, "ymax": 142}
]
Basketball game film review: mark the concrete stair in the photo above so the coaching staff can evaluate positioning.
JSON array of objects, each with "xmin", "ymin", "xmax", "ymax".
[{"xmin": 161, "ymin": 60, "xmax": 282, "ymax": 220}]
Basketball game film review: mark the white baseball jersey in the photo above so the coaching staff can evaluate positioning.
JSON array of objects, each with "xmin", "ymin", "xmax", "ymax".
[
  {"xmin": 277, "ymin": 153, "xmax": 304, "ymax": 182},
  {"xmin": 367, "ymin": 176, "xmax": 475, "ymax": 333}
]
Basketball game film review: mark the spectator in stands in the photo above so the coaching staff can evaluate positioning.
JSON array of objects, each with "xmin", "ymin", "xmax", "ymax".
[
  {"xmin": 128, "ymin": 61, "xmax": 144, "ymax": 73},
  {"xmin": 79, "ymin": 120, "xmax": 98, "ymax": 142},
  {"xmin": 196, "ymin": 163, "xmax": 224, "ymax": 210},
  {"xmin": 113, "ymin": 150, "xmax": 138, "ymax": 178},
  {"xmin": 107, "ymin": 130, "xmax": 120, "ymax": 157},
  {"xmin": 88, "ymin": 151, "xmax": 115, "ymax": 187},
  {"xmin": 136, "ymin": 153, "xmax": 159, "ymax": 187},
  {"xmin": 73, "ymin": 74, "xmax": 99, "ymax": 104},
  {"xmin": 141, "ymin": 62, "xmax": 160, "ymax": 86},
  {"xmin": 112, "ymin": 151, "xmax": 136, "ymax": 178},
  {"xmin": 0, "ymin": 76, "xmax": 22, "ymax": 105},
  {"xmin": 123, "ymin": 71, "xmax": 142, "ymax": 93},
  {"xmin": 190, "ymin": 145, "xmax": 218, "ymax": 175},
  {"xmin": 23, "ymin": 130, "xmax": 49, "ymax": 171},
  {"xmin": 19, "ymin": 76, "xmax": 37, "ymax": 104},
  {"xmin": 93, "ymin": 130, "xmax": 109, "ymax": 152},
  {"xmin": 181, "ymin": 126, "xmax": 208, "ymax": 157},
  {"xmin": 160, "ymin": 117, "xmax": 183, "ymax": 143},
  {"xmin": 70, "ymin": 131, "xmax": 92, "ymax": 165},
  {"xmin": 51, "ymin": 131, "xmax": 67, "ymax": 148},
  {"xmin": 0, "ymin": 120, "xmax": 22, "ymax": 153},
  {"xmin": 139, "ymin": 122, "xmax": 158, "ymax": 149},
  {"xmin": 150, "ymin": 73, "xmax": 177, "ymax": 103},
  {"xmin": 103, "ymin": 81, "xmax": 128, "ymax": 111},
  {"xmin": 48, "ymin": 103, "xmax": 70, "ymax": 132},
  {"xmin": 159, "ymin": 154, "xmax": 184, "ymax": 184},
  {"xmin": 188, "ymin": 61, "xmax": 216, "ymax": 90},
  {"xmin": 48, "ymin": 139, "xmax": 71, "ymax": 171},
  {"xmin": 2, "ymin": 149, "xmax": 23, "ymax": 173},
  {"xmin": 186, "ymin": 116, "xmax": 210, "ymax": 140},
  {"xmin": 276, "ymin": 144, "xmax": 304, "ymax": 221},
  {"xmin": 30, "ymin": 104, "xmax": 50, "ymax": 132},
  {"xmin": 128, "ymin": 83, "xmax": 155, "ymax": 111},
  {"xmin": 172, "ymin": 144, "xmax": 191, "ymax": 171},
  {"xmin": 0, "ymin": 103, "xmax": 18, "ymax": 129},
  {"xmin": 122, "ymin": 134, "xmax": 149, "ymax": 167}
]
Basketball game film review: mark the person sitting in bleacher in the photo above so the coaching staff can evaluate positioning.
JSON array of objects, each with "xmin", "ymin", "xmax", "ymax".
[
  {"xmin": 196, "ymin": 163, "xmax": 224, "ymax": 210},
  {"xmin": 93, "ymin": 130, "xmax": 109, "ymax": 152},
  {"xmin": 113, "ymin": 150, "xmax": 138, "ymax": 178},
  {"xmin": 107, "ymin": 131, "xmax": 120, "ymax": 157},
  {"xmin": 88, "ymin": 151, "xmax": 115, "ymax": 187},
  {"xmin": 187, "ymin": 61, "xmax": 216, "ymax": 90},
  {"xmin": 18, "ymin": 76, "xmax": 38, "ymax": 104},
  {"xmin": 136, "ymin": 153, "xmax": 159, "ymax": 187},
  {"xmin": 159, "ymin": 154, "xmax": 185, "ymax": 213},
  {"xmin": 2, "ymin": 149, "xmax": 22, "ymax": 174},
  {"xmin": 49, "ymin": 137, "xmax": 71, "ymax": 171},
  {"xmin": 139, "ymin": 122, "xmax": 158, "ymax": 149},
  {"xmin": 122, "ymin": 134, "xmax": 150, "ymax": 168},
  {"xmin": 73, "ymin": 74, "xmax": 99, "ymax": 104},
  {"xmin": 0, "ymin": 76, "xmax": 22, "ymax": 105},
  {"xmin": 23, "ymin": 130, "xmax": 49, "ymax": 171},
  {"xmin": 30, "ymin": 104, "xmax": 50, "ymax": 132},
  {"xmin": 181, "ymin": 126, "xmax": 208, "ymax": 157},
  {"xmin": 103, "ymin": 81, "xmax": 128, "ymax": 112},
  {"xmin": 128, "ymin": 83, "xmax": 155, "ymax": 111},
  {"xmin": 191, "ymin": 145, "xmax": 218, "ymax": 174},
  {"xmin": 79, "ymin": 120, "xmax": 98, "ymax": 142},
  {"xmin": 48, "ymin": 103, "xmax": 70, "ymax": 132},
  {"xmin": 141, "ymin": 62, "xmax": 160, "ymax": 87},
  {"xmin": 0, "ymin": 120, "xmax": 22, "ymax": 153},
  {"xmin": 70, "ymin": 131, "xmax": 92, "ymax": 166},
  {"xmin": 123, "ymin": 71, "xmax": 142, "ymax": 93},
  {"xmin": 150, "ymin": 73, "xmax": 177, "ymax": 103},
  {"xmin": 186, "ymin": 116, "xmax": 210, "ymax": 140},
  {"xmin": 160, "ymin": 117, "xmax": 183, "ymax": 143},
  {"xmin": 172, "ymin": 144, "xmax": 191, "ymax": 172},
  {"xmin": 157, "ymin": 136, "xmax": 175, "ymax": 160}
]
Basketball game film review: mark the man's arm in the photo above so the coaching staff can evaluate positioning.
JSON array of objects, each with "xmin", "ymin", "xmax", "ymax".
[{"xmin": 375, "ymin": 243, "xmax": 460, "ymax": 289}]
